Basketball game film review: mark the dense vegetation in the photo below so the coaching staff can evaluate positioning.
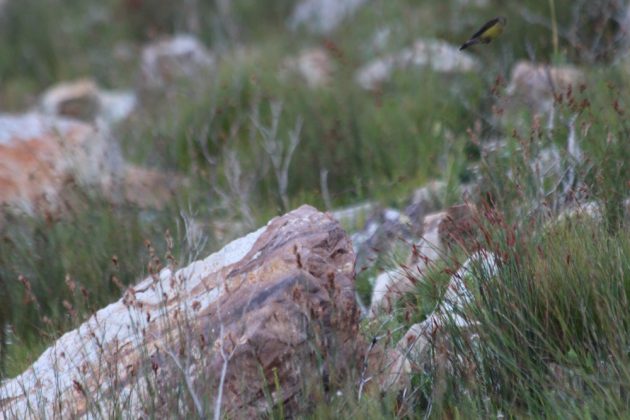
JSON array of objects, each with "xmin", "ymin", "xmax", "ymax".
[{"xmin": 1, "ymin": 0, "xmax": 629, "ymax": 417}]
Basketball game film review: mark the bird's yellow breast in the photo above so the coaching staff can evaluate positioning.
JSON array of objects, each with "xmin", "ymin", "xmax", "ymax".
[{"xmin": 481, "ymin": 23, "xmax": 503, "ymax": 41}]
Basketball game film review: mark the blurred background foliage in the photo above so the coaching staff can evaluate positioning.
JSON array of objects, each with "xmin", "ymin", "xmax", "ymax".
[{"xmin": 1, "ymin": 0, "xmax": 627, "ymax": 89}]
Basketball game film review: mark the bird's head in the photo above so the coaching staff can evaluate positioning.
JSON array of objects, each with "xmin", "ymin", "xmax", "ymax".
[{"xmin": 498, "ymin": 16, "xmax": 507, "ymax": 26}]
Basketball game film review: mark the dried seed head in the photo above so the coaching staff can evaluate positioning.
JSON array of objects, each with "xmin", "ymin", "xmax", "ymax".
[
  {"xmin": 65, "ymin": 275, "xmax": 76, "ymax": 293},
  {"xmin": 192, "ymin": 300, "xmax": 201, "ymax": 311},
  {"xmin": 111, "ymin": 275, "xmax": 125, "ymax": 290},
  {"xmin": 62, "ymin": 300, "xmax": 76, "ymax": 318}
]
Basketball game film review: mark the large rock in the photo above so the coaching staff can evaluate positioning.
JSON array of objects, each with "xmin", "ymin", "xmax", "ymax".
[
  {"xmin": 0, "ymin": 113, "xmax": 122, "ymax": 215},
  {"xmin": 0, "ymin": 113, "xmax": 175, "ymax": 218},
  {"xmin": 0, "ymin": 206, "xmax": 361, "ymax": 418},
  {"xmin": 288, "ymin": 0, "xmax": 369, "ymax": 34},
  {"xmin": 139, "ymin": 34, "xmax": 215, "ymax": 91},
  {"xmin": 39, "ymin": 79, "xmax": 137, "ymax": 125},
  {"xmin": 97, "ymin": 90, "xmax": 138, "ymax": 125},
  {"xmin": 369, "ymin": 211, "xmax": 444, "ymax": 316},
  {"xmin": 356, "ymin": 39, "xmax": 480, "ymax": 90}
]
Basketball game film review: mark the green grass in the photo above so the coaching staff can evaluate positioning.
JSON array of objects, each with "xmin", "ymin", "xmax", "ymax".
[
  {"xmin": 456, "ymin": 221, "xmax": 630, "ymax": 417},
  {"xmin": 360, "ymin": 215, "xmax": 630, "ymax": 417},
  {"xmin": 0, "ymin": 190, "xmax": 195, "ymax": 376},
  {"xmin": 358, "ymin": 62, "xmax": 630, "ymax": 417},
  {"xmin": 121, "ymin": 44, "xmax": 487, "ymax": 216}
]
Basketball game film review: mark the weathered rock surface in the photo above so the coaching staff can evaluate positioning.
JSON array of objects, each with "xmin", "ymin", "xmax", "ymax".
[
  {"xmin": 356, "ymin": 39, "xmax": 480, "ymax": 90},
  {"xmin": 39, "ymin": 79, "xmax": 137, "ymax": 125},
  {"xmin": 370, "ymin": 203, "xmax": 477, "ymax": 315},
  {"xmin": 349, "ymin": 181, "xmax": 446, "ymax": 275},
  {"xmin": 96, "ymin": 90, "xmax": 137, "ymax": 125},
  {"xmin": 404, "ymin": 180, "xmax": 446, "ymax": 237},
  {"xmin": 0, "ymin": 113, "xmax": 122, "ymax": 215},
  {"xmin": 503, "ymin": 60, "xmax": 584, "ymax": 120},
  {"xmin": 139, "ymin": 34, "xmax": 214, "ymax": 91},
  {"xmin": 0, "ymin": 112, "xmax": 177, "ymax": 218},
  {"xmin": 372, "ymin": 251, "xmax": 498, "ymax": 395},
  {"xmin": 553, "ymin": 198, "xmax": 630, "ymax": 227},
  {"xmin": 288, "ymin": 0, "xmax": 369, "ymax": 34},
  {"xmin": 398, "ymin": 251, "xmax": 497, "ymax": 357},
  {"xmin": 0, "ymin": 206, "xmax": 361, "ymax": 418},
  {"xmin": 351, "ymin": 207, "xmax": 406, "ymax": 271}
]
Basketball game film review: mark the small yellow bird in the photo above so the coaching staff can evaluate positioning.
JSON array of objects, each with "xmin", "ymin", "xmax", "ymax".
[{"xmin": 459, "ymin": 17, "xmax": 507, "ymax": 51}]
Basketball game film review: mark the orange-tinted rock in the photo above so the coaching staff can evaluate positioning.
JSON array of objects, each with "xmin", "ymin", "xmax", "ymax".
[
  {"xmin": 0, "ymin": 113, "xmax": 173, "ymax": 218},
  {"xmin": 0, "ymin": 113, "xmax": 104, "ymax": 215}
]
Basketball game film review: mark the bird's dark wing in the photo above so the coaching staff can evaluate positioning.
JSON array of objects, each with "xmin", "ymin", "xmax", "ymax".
[{"xmin": 469, "ymin": 17, "xmax": 500, "ymax": 40}]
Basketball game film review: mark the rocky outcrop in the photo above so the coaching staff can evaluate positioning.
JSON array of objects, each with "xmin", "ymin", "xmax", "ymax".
[
  {"xmin": 0, "ymin": 113, "xmax": 122, "ymax": 216},
  {"xmin": 351, "ymin": 207, "xmax": 406, "ymax": 271},
  {"xmin": 39, "ymin": 79, "xmax": 136, "ymax": 125},
  {"xmin": 139, "ymin": 34, "xmax": 215, "ymax": 91},
  {"xmin": 288, "ymin": 0, "xmax": 369, "ymax": 34},
  {"xmin": 0, "ymin": 113, "xmax": 175, "ymax": 218},
  {"xmin": 0, "ymin": 206, "xmax": 361, "ymax": 418},
  {"xmin": 356, "ymin": 39, "xmax": 480, "ymax": 90}
]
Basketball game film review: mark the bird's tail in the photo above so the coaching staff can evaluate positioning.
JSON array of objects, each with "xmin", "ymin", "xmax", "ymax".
[{"xmin": 459, "ymin": 38, "xmax": 480, "ymax": 51}]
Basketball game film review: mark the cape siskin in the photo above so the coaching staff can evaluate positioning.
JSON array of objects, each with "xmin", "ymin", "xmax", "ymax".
[{"xmin": 460, "ymin": 17, "xmax": 507, "ymax": 51}]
